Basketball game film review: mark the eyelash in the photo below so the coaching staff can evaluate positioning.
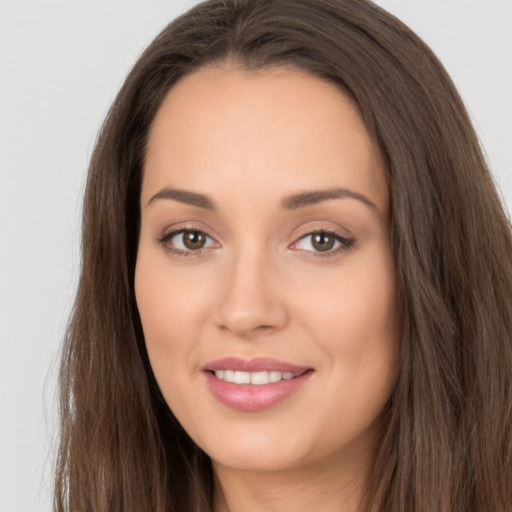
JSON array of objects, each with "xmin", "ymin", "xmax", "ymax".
[{"xmin": 157, "ymin": 227, "xmax": 355, "ymax": 259}]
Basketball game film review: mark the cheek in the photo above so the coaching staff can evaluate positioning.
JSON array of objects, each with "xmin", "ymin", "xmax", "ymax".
[
  {"xmin": 294, "ymin": 250, "xmax": 399, "ymax": 420},
  {"xmin": 134, "ymin": 252, "xmax": 208, "ymax": 403},
  {"xmin": 134, "ymin": 245, "xmax": 213, "ymax": 344},
  {"xmin": 297, "ymin": 248, "xmax": 397, "ymax": 353},
  {"xmin": 135, "ymin": 266, "xmax": 178, "ymax": 353}
]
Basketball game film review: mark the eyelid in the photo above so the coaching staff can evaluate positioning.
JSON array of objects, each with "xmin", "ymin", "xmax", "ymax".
[
  {"xmin": 155, "ymin": 222, "xmax": 354, "ymax": 258},
  {"xmin": 169, "ymin": 229, "xmax": 217, "ymax": 247},
  {"xmin": 156, "ymin": 223, "xmax": 221, "ymax": 256},
  {"xmin": 288, "ymin": 224, "xmax": 355, "ymax": 258},
  {"xmin": 158, "ymin": 221, "xmax": 219, "ymax": 242},
  {"xmin": 292, "ymin": 221, "xmax": 352, "ymax": 239}
]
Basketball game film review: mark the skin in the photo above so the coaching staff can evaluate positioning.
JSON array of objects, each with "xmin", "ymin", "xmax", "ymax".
[{"xmin": 135, "ymin": 64, "xmax": 399, "ymax": 512}]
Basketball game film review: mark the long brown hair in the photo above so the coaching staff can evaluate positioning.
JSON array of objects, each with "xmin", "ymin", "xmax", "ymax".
[{"xmin": 54, "ymin": 1, "xmax": 512, "ymax": 510}]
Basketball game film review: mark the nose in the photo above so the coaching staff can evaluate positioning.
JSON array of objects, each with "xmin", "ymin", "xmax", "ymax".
[{"xmin": 213, "ymin": 246, "xmax": 289, "ymax": 339}]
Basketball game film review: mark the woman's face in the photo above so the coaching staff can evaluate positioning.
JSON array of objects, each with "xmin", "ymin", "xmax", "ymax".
[{"xmin": 135, "ymin": 65, "xmax": 398, "ymax": 475}]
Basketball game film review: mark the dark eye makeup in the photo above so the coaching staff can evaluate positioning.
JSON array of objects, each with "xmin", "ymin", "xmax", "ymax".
[{"xmin": 156, "ymin": 226, "xmax": 355, "ymax": 259}]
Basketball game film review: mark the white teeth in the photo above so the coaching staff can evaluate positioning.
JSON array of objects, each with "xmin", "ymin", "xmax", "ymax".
[
  {"xmin": 234, "ymin": 371, "xmax": 251, "ymax": 384},
  {"xmin": 269, "ymin": 371, "xmax": 282, "ymax": 383},
  {"xmin": 250, "ymin": 371, "xmax": 269, "ymax": 385},
  {"xmin": 213, "ymin": 370, "xmax": 301, "ymax": 385}
]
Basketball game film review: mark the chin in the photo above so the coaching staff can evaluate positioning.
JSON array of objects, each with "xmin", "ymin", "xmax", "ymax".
[{"xmin": 193, "ymin": 423, "xmax": 310, "ymax": 472}]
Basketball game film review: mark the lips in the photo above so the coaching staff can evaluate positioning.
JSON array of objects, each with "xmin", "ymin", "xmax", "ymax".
[
  {"xmin": 202, "ymin": 357, "xmax": 313, "ymax": 412},
  {"xmin": 203, "ymin": 356, "xmax": 310, "ymax": 373}
]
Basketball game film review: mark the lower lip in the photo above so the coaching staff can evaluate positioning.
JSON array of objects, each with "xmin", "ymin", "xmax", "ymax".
[{"xmin": 204, "ymin": 370, "xmax": 313, "ymax": 412}]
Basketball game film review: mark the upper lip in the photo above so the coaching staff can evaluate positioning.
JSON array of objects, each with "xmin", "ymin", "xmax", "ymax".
[{"xmin": 202, "ymin": 357, "xmax": 311, "ymax": 373}]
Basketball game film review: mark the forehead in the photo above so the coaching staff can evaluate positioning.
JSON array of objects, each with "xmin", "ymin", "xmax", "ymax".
[{"xmin": 142, "ymin": 65, "xmax": 388, "ymax": 214}]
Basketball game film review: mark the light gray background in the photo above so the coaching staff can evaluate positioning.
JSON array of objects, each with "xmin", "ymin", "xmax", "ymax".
[{"xmin": 1, "ymin": 1, "xmax": 511, "ymax": 511}]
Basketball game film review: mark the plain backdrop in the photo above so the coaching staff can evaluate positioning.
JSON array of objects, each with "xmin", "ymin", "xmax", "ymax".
[{"xmin": 1, "ymin": 1, "xmax": 511, "ymax": 511}]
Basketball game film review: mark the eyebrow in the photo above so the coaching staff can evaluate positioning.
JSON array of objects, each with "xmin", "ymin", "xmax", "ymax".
[
  {"xmin": 147, "ymin": 187, "xmax": 377, "ymax": 211},
  {"xmin": 147, "ymin": 188, "xmax": 216, "ymax": 210}
]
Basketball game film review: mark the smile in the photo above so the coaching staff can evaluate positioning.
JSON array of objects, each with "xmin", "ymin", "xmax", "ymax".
[
  {"xmin": 202, "ymin": 357, "xmax": 313, "ymax": 412},
  {"xmin": 213, "ymin": 370, "xmax": 302, "ymax": 385}
]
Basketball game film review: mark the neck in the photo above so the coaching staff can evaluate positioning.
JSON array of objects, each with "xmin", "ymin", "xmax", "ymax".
[{"xmin": 212, "ymin": 450, "xmax": 371, "ymax": 512}]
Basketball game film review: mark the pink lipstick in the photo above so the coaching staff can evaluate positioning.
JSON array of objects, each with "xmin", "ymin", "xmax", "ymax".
[{"xmin": 202, "ymin": 357, "xmax": 313, "ymax": 412}]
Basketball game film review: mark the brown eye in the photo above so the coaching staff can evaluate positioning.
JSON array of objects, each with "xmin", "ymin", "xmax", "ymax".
[
  {"xmin": 160, "ymin": 229, "xmax": 217, "ymax": 254},
  {"xmin": 182, "ymin": 230, "xmax": 207, "ymax": 250},
  {"xmin": 290, "ymin": 229, "xmax": 354, "ymax": 256},
  {"xmin": 311, "ymin": 232, "xmax": 336, "ymax": 252}
]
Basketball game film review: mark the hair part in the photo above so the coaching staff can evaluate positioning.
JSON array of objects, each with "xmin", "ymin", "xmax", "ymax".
[{"xmin": 55, "ymin": 1, "xmax": 512, "ymax": 510}]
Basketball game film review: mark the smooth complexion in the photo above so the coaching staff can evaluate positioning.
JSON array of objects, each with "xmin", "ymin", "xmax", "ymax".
[{"xmin": 135, "ymin": 65, "xmax": 398, "ymax": 512}]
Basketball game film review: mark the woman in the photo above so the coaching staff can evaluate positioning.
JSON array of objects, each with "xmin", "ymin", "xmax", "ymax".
[{"xmin": 54, "ymin": 0, "xmax": 512, "ymax": 511}]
